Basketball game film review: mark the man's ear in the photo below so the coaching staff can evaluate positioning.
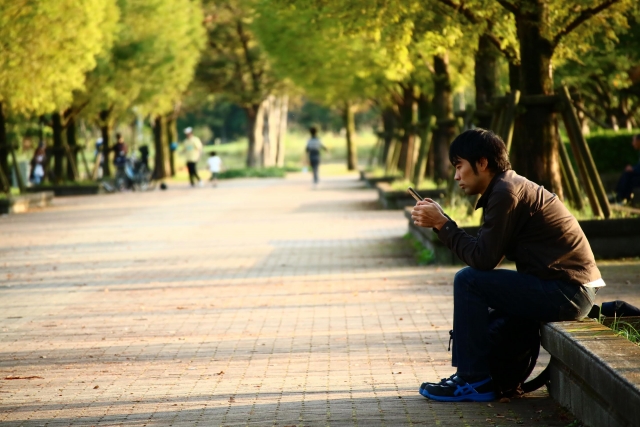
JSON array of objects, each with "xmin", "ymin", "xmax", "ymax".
[{"xmin": 477, "ymin": 158, "xmax": 489, "ymax": 172}]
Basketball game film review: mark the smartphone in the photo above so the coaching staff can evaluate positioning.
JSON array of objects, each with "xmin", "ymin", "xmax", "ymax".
[{"xmin": 407, "ymin": 187, "xmax": 423, "ymax": 202}]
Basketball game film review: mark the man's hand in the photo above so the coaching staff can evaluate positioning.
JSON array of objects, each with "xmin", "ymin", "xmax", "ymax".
[
  {"xmin": 626, "ymin": 164, "xmax": 633, "ymax": 172},
  {"xmin": 411, "ymin": 199, "xmax": 449, "ymax": 230}
]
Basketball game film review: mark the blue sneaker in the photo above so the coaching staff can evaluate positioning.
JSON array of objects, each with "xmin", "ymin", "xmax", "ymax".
[{"xmin": 419, "ymin": 375, "xmax": 495, "ymax": 402}]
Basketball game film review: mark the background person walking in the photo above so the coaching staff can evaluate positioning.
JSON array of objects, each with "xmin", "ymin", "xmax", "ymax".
[
  {"xmin": 305, "ymin": 127, "xmax": 327, "ymax": 185},
  {"xmin": 183, "ymin": 127, "xmax": 203, "ymax": 187}
]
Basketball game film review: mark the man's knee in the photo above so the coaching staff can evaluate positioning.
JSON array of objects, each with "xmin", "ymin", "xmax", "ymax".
[{"xmin": 453, "ymin": 267, "xmax": 479, "ymax": 294}]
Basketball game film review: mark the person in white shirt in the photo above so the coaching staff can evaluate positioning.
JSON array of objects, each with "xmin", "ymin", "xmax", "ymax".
[
  {"xmin": 207, "ymin": 151, "xmax": 223, "ymax": 187},
  {"xmin": 182, "ymin": 127, "xmax": 203, "ymax": 187}
]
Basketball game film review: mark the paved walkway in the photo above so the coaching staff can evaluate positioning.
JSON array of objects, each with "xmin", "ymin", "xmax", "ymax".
[{"xmin": 1, "ymin": 173, "xmax": 638, "ymax": 426}]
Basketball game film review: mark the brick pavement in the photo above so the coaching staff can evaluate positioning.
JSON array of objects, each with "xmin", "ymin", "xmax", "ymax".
[{"xmin": 1, "ymin": 173, "xmax": 638, "ymax": 427}]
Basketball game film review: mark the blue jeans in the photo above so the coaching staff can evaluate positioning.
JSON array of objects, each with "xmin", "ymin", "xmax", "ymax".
[{"xmin": 451, "ymin": 267, "xmax": 596, "ymax": 378}]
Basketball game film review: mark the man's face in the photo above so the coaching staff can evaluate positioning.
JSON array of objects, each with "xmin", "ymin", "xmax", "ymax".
[
  {"xmin": 632, "ymin": 136, "xmax": 640, "ymax": 150},
  {"xmin": 454, "ymin": 158, "xmax": 483, "ymax": 195}
]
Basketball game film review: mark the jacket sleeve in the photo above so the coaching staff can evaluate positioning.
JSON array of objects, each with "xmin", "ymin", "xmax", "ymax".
[{"xmin": 436, "ymin": 189, "xmax": 520, "ymax": 270}]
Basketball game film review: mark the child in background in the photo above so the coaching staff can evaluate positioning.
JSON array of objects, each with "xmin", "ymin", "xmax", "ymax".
[{"xmin": 207, "ymin": 151, "xmax": 223, "ymax": 187}]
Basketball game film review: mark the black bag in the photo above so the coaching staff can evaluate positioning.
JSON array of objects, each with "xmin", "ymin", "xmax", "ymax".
[
  {"xmin": 588, "ymin": 300, "xmax": 640, "ymax": 319},
  {"xmin": 449, "ymin": 309, "xmax": 549, "ymax": 398}
]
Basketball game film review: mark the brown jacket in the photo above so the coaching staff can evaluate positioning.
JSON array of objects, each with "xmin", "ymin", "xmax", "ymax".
[{"xmin": 437, "ymin": 170, "xmax": 601, "ymax": 285}]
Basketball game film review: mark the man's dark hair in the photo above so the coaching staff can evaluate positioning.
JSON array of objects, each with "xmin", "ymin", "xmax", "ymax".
[
  {"xmin": 116, "ymin": 133, "xmax": 122, "ymax": 140},
  {"xmin": 634, "ymin": 134, "xmax": 640, "ymax": 141},
  {"xmin": 449, "ymin": 128, "xmax": 511, "ymax": 174},
  {"xmin": 309, "ymin": 127, "xmax": 317, "ymax": 137},
  {"xmin": 210, "ymin": 151, "xmax": 217, "ymax": 156}
]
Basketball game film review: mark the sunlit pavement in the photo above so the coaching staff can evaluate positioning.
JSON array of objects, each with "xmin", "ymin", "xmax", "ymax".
[{"xmin": 2, "ymin": 172, "xmax": 638, "ymax": 426}]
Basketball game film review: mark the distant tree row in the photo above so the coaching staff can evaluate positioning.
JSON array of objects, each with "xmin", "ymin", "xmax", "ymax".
[
  {"xmin": 0, "ymin": 0, "xmax": 204, "ymax": 188},
  {"xmin": 185, "ymin": 0, "xmax": 639, "ymax": 197}
]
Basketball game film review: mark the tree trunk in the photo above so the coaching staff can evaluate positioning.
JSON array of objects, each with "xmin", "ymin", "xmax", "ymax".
[
  {"xmin": 153, "ymin": 115, "xmax": 170, "ymax": 180},
  {"xmin": 413, "ymin": 94, "xmax": 432, "ymax": 187},
  {"xmin": 381, "ymin": 107, "xmax": 396, "ymax": 166},
  {"xmin": 166, "ymin": 114, "xmax": 177, "ymax": 176},
  {"xmin": 66, "ymin": 115, "xmax": 77, "ymax": 181},
  {"xmin": 244, "ymin": 103, "xmax": 262, "ymax": 168},
  {"xmin": 99, "ymin": 110, "xmax": 111, "ymax": 177},
  {"xmin": 515, "ymin": 5, "xmax": 563, "ymax": 197},
  {"xmin": 475, "ymin": 34, "xmax": 501, "ymax": 129},
  {"xmin": 343, "ymin": 101, "xmax": 358, "ymax": 170},
  {"xmin": 155, "ymin": 117, "xmax": 166, "ymax": 179},
  {"xmin": 0, "ymin": 102, "xmax": 10, "ymax": 191},
  {"xmin": 432, "ymin": 53, "xmax": 456, "ymax": 183},
  {"xmin": 52, "ymin": 112, "xmax": 64, "ymax": 183},
  {"xmin": 275, "ymin": 95, "xmax": 289, "ymax": 167},
  {"xmin": 397, "ymin": 85, "xmax": 416, "ymax": 179},
  {"xmin": 508, "ymin": 63, "xmax": 521, "ymax": 94}
]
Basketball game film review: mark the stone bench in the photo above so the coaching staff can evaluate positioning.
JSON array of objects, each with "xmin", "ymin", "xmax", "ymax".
[
  {"xmin": 542, "ymin": 319, "xmax": 640, "ymax": 427},
  {"xmin": 0, "ymin": 191, "xmax": 54, "ymax": 214}
]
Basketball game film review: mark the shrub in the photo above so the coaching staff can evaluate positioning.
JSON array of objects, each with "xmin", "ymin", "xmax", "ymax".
[{"xmin": 584, "ymin": 129, "xmax": 639, "ymax": 174}]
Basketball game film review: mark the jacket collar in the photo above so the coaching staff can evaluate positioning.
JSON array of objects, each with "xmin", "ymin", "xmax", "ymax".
[{"xmin": 475, "ymin": 171, "xmax": 507, "ymax": 210}]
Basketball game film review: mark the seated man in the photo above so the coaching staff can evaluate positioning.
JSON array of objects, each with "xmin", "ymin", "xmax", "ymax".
[
  {"xmin": 614, "ymin": 133, "xmax": 640, "ymax": 203},
  {"xmin": 411, "ymin": 129, "xmax": 604, "ymax": 402}
]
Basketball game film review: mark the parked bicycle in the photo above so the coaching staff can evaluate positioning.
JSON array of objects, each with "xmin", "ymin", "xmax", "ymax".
[{"xmin": 114, "ymin": 157, "xmax": 152, "ymax": 191}]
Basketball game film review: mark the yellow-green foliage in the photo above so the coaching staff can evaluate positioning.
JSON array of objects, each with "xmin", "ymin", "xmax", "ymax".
[
  {"xmin": 0, "ymin": 0, "xmax": 118, "ymax": 114},
  {"xmin": 77, "ymin": 0, "xmax": 205, "ymax": 120}
]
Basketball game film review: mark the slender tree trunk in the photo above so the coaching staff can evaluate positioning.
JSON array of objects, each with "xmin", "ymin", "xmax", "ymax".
[
  {"xmin": 244, "ymin": 103, "xmax": 262, "ymax": 168},
  {"xmin": 52, "ymin": 112, "xmax": 64, "ymax": 183},
  {"xmin": 397, "ymin": 85, "xmax": 416, "ymax": 179},
  {"xmin": 432, "ymin": 53, "xmax": 456, "ymax": 183},
  {"xmin": 165, "ymin": 114, "xmax": 177, "ymax": 176},
  {"xmin": 0, "ymin": 102, "xmax": 10, "ymax": 191},
  {"xmin": 475, "ymin": 34, "xmax": 500, "ymax": 129},
  {"xmin": 381, "ymin": 107, "xmax": 396, "ymax": 166},
  {"xmin": 413, "ymin": 94, "xmax": 432, "ymax": 187},
  {"xmin": 515, "ymin": 4, "xmax": 563, "ymax": 197},
  {"xmin": 343, "ymin": 101, "xmax": 358, "ymax": 170},
  {"xmin": 509, "ymin": 63, "xmax": 521, "ymax": 93},
  {"xmin": 275, "ymin": 95, "xmax": 289, "ymax": 167},
  {"xmin": 99, "ymin": 110, "xmax": 111, "ymax": 177},
  {"xmin": 66, "ymin": 115, "xmax": 77, "ymax": 181},
  {"xmin": 153, "ymin": 115, "xmax": 170, "ymax": 180}
]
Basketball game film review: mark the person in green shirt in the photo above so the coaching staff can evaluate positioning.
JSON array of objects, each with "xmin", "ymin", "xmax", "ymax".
[{"xmin": 183, "ymin": 127, "xmax": 203, "ymax": 187}]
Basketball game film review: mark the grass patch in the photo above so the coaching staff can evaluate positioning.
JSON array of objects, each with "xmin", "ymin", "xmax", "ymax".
[
  {"xmin": 601, "ymin": 316, "xmax": 640, "ymax": 347},
  {"xmin": 389, "ymin": 179, "xmax": 442, "ymax": 192},
  {"xmin": 218, "ymin": 167, "xmax": 288, "ymax": 179},
  {"xmin": 403, "ymin": 233, "xmax": 435, "ymax": 265},
  {"xmin": 363, "ymin": 167, "xmax": 401, "ymax": 179}
]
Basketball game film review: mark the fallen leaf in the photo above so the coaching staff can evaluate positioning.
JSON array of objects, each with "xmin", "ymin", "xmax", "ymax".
[
  {"xmin": 499, "ymin": 397, "xmax": 510, "ymax": 403},
  {"xmin": 487, "ymin": 403, "xmax": 493, "ymax": 407},
  {"xmin": 216, "ymin": 371, "xmax": 224, "ymax": 375},
  {"xmin": 93, "ymin": 385, "xmax": 99, "ymax": 389},
  {"xmin": 4, "ymin": 376, "xmax": 44, "ymax": 380},
  {"xmin": 399, "ymin": 318, "xmax": 403, "ymax": 321}
]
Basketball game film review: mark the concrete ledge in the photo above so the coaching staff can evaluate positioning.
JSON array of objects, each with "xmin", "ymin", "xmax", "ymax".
[
  {"xmin": 0, "ymin": 191, "xmax": 54, "ymax": 214},
  {"xmin": 541, "ymin": 320, "xmax": 640, "ymax": 427},
  {"xmin": 377, "ymin": 182, "xmax": 446, "ymax": 209},
  {"xmin": 362, "ymin": 173, "xmax": 396, "ymax": 188},
  {"xmin": 27, "ymin": 184, "xmax": 102, "ymax": 196},
  {"xmin": 404, "ymin": 207, "xmax": 640, "ymax": 260}
]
